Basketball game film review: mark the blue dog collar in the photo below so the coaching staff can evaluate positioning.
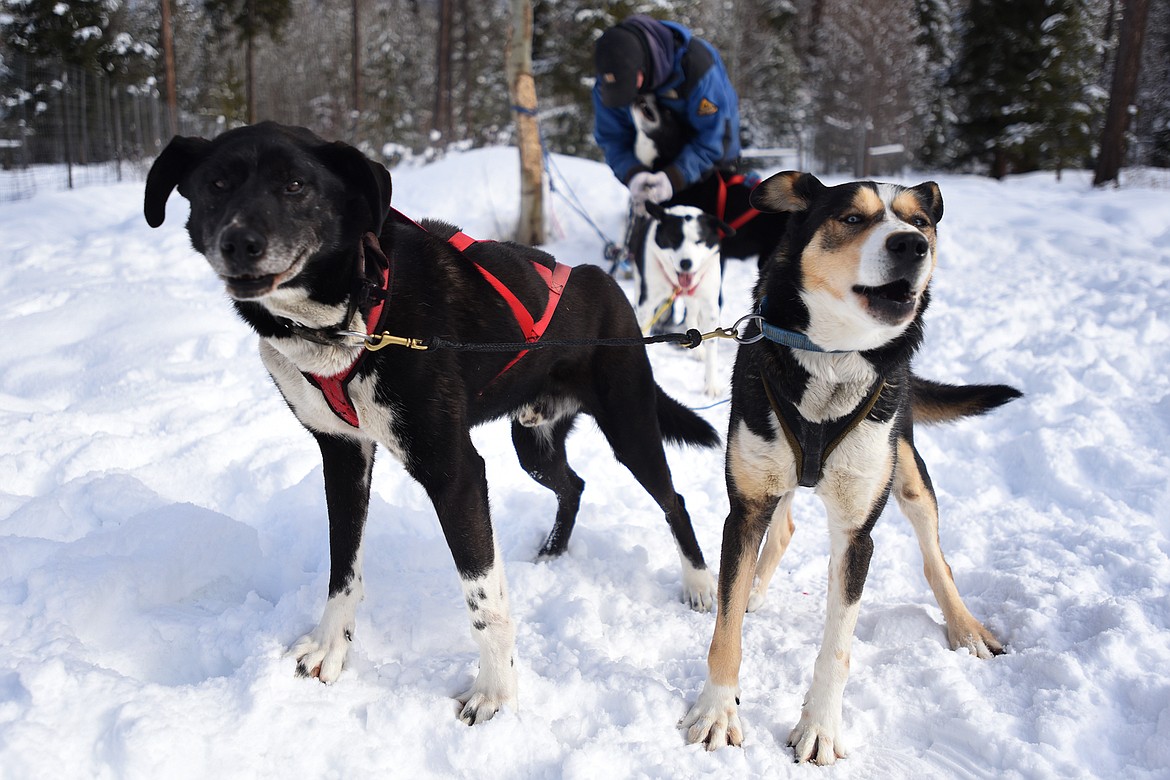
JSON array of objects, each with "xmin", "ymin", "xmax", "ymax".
[{"xmin": 753, "ymin": 297, "xmax": 846, "ymax": 353}]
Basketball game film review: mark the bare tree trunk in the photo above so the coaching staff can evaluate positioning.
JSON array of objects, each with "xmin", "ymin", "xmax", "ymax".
[
  {"xmin": 432, "ymin": 0, "xmax": 454, "ymax": 142},
  {"xmin": 160, "ymin": 0, "xmax": 178, "ymax": 136},
  {"xmin": 1103, "ymin": 0, "xmax": 1117, "ymax": 71},
  {"xmin": 1094, "ymin": 0, "xmax": 1151, "ymax": 187},
  {"xmin": 458, "ymin": 0, "xmax": 471, "ymax": 139},
  {"xmin": 246, "ymin": 0, "xmax": 257, "ymax": 124},
  {"xmin": 246, "ymin": 36, "xmax": 256, "ymax": 123},
  {"xmin": 351, "ymin": 0, "xmax": 362, "ymax": 140},
  {"xmin": 62, "ymin": 70, "xmax": 74, "ymax": 189},
  {"xmin": 506, "ymin": 0, "xmax": 544, "ymax": 245}
]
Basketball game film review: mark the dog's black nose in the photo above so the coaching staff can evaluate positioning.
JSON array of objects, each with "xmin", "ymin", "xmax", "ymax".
[
  {"xmin": 219, "ymin": 226, "xmax": 268, "ymax": 261},
  {"xmin": 886, "ymin": 231, "xmax": 929, "ymax": 262},
  {"xmin": 679, "ymin": 259, "xmax": 693, "ymax": 271}
]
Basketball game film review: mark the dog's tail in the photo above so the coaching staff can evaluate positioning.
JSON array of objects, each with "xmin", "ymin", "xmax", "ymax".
[
  {"xmin": 911, "ymin": 374, "xmax": 1022, "ymax": 425},
  {"xmin": 656, "ymin": 386, "xmax": 721, "ymax": 448}
]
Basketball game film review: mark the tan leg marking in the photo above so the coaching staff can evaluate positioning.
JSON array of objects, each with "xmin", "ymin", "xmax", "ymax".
[
  {"xmin": 708, "ymin": 538, "xmax": 762, "ymax": 686},
  {"xmin": 894, "ymin": 438, "xmax": 1002, "ymax": 657},
  {"xmin": 747, "ymin": 495, "xmax": 796, "ymax": 612}
]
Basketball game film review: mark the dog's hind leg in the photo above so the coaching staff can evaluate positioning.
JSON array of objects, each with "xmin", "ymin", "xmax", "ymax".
[
  {"xmin": 894, "ymin": 435, "xmax": 1003, "ymax": 658},
  {"xmin": 291, "ymin": 433, "xmax": 375, "ymax": 683},
  {"xmin": 746, "ymin": 494, "xmax": 795, "ymax": 612},
  {"xmin": 591, "ymin": 393, "xmax": 715, "ymax": 611},
  {"xmin": 510, "ymin": 415, "xmax": 585, "ymax": 558}
]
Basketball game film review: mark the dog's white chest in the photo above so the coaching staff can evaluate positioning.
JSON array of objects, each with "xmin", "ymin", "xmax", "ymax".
[
  {"xmin": 795, "ymin": 353, "xmax": 878, "ymax": 422},
  {"xmin": 635, "ymin": 133, "xmax": 660, "ymax": 169},
  {"xmin": 259, "ymin": 339, "xmax": 406, "ymax": 460}
]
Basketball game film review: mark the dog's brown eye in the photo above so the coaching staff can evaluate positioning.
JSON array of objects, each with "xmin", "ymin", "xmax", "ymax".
[{"xmin": 285, "ymin": 180, "xmax": 305, "ymax": 194}]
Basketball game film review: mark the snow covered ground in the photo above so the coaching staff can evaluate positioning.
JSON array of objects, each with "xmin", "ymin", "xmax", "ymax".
[{"xmin": 1, "ymin": 148, "xmax": 1168, "ymax": 779}]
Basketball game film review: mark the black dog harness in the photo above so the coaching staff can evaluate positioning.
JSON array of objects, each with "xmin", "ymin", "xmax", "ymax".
[
  {"xmin": 306, "ymin": 209, "xmax": 570, "ymax": 428},
  {"xmin": 761, "ymin": 375, "xmax": 886, "ymax": 488}
]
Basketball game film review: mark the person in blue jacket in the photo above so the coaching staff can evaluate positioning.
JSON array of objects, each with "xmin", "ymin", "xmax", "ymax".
[
  {"xmin": 593, "ymin": 15, "xmax": 740, "ymax": 211},
  {"xmin": 592, "ymin": 15, "xmax": 744, "ymax": 301}
]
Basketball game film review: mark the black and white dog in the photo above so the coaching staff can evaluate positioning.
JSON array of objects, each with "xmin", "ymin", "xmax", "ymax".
[
  {"xmin": 626, "ymin": 95, "xmax": 788, "ymax": 285},
  {"xmin": 680, "ymin": 172, "xmax": 1021, "ymax": 762},
  {"xmin": 143, "ymin": 122, "xmax": 721, "ymax": 725},
  {"xmin": 638, "ymin": 201, "xmax": 730, "ymax": 397}
]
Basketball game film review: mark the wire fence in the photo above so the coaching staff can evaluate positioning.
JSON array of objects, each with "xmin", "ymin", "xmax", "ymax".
[{"xmin": 0, "ymin": 62, "xmax": 220, "ymax": 204}]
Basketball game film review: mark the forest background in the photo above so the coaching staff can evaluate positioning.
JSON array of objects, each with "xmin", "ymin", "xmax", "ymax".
[{"xmin": 1, "ymin": 0, "xmax": 1168, "ymax": 195}]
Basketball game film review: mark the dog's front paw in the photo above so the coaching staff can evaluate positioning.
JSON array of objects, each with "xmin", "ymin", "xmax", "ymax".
[
  {"xmin": 788, "ymin": 712, "xmax": 847, "ymax": 765},
  {"xmin": 289, "ymin": 626, "xmax": 352, "ymax": 683},
  {"xmin": 456, "ymin": 670, "xmax": 517, "ymax": 726},
  {"xmin": 679, "ymin": 684, "xmax": 742, "ymax": 750},
  {"xmin": 681, "ymin": 563, "xmax": 717, "ymax": 612},
  {"xmin": 947, "ymin": 616, "xmax": 1004, "ymax": 659}
]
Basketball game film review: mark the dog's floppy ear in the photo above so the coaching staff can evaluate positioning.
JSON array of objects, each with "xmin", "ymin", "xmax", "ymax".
[
  {"xmin": 912, "ymin": 181, "xmax": 943, "ymax": 224},
  {"xmin": 317, "ymin": 141, "xmax": 393, "ymax": 234},
  {"xmin": 144, "ymin": 135, "xmax": 210, "ymax": 228},
  {"xmin": 704, "ymin": 213, "xmax": 736, "ymax": 238},
  {"xmin": 644, "ymin": 200, "xmax": 668, "ymax": 222},
  {"xmin": 749, "ymin": 171, "xmax": 825, "ymax": 214}
]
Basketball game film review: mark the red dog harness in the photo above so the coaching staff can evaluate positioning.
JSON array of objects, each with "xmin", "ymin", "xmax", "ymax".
[
  {"xmin": 716, "ymin": 171, "xmax": 762, "ymax": 236},
  {"xmin": 306, "ymin": 211, "xmax": 570, "ymax": 428},
  {"xmin": 470, "ymin": 254, "xmax": 571, "ymax": 383}
]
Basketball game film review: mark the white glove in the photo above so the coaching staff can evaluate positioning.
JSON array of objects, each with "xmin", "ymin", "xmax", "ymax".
[{"xmin": 629, "ymin": 171, "xmax": 673, "ymax": 206}]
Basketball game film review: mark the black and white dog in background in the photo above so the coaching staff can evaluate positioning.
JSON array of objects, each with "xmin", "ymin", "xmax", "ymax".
[
  {"xmin": 143, "ymin": 122, "xmax": 721, "ymax": 726},
  {"xmin": 624, "ymin": 95, "xmax": 789, "ymax": 303},
  {"xmin": 638, "ymin": 201, "xmax": 731, "ymax": 397},
  {"xmin": 681, "ymin": 172, "xmax": 1021, "ymax": 762}
]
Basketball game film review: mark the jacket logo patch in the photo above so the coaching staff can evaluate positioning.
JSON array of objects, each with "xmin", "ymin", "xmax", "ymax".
[{"xmin": 697, "ymin": 98, "xmax": 719, "ymax": 116}]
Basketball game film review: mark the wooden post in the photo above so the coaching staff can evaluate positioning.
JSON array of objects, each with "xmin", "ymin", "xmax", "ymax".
[{"xmin": 506, "ymin": 0, "xmax": 544, "ymax": 246}]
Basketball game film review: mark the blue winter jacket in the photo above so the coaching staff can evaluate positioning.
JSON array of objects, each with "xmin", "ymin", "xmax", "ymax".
[{"xmin": 592, "ymin": 20, "xmax": 741, "ymax": 193}]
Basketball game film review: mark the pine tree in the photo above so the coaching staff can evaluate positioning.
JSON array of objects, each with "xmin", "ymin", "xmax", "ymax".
[
  {"xmin": 720, "ymin": 0, "xmax": 802, "ymax": 151},
  {"xmin": 809, "ymin": 0, "xmax": 930, "ymax": 175},
  {"xmin": 203, "ymin": 0, "xmax": 294, "ymax": 122},
  {"xmin": 915, "ymin": 0, "xmax": 959, "ymax": 169},
  {"xmin": 951, "ymin": 0, "xmax": 1104, "ymax": 177},
  {"xmin": 1, "ymin": 0, "xmax": 158, "ymax": 163},
  {"xmin": 363, "ymin": 2, "xmax": 435, "ymax": 154},
  {"xmin": 1133, "ymin": 0, "xmax": 1168, "ymax": 166}
]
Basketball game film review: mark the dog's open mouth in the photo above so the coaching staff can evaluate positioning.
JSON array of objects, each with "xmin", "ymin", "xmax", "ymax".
[
  {"xmin": 222, "ymin": 272, "xmax": 279, "ymax": 299},
  {"xmin": 853, "ymin": 279, "xmax": 917, "ymax": 322},
  {"xmin": 677, "ymin": 271, "xmax": 695, "ymax": 291}
]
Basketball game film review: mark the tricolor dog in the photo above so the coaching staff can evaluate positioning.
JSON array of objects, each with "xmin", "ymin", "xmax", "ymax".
[
  {"xmin": 143, "ymin": 122, "xmax": 721, "ymax": 725},
  {"xmin": 680, "ymin": 172, "xmax": 1021, "ymax": 762},
  {"xmin": 638, "ymin": 201, "xmax": 731, "ymax": 397}
]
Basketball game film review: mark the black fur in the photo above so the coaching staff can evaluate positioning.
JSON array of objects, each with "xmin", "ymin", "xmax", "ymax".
[{"xmin": 144, "ymin": 122, "xmax": 722, "ymax": 716}]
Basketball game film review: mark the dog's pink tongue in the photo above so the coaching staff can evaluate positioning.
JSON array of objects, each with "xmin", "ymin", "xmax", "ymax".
[{"xmin": 678, "ymin": 272, "xmax": 695, "ymax": 290}]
